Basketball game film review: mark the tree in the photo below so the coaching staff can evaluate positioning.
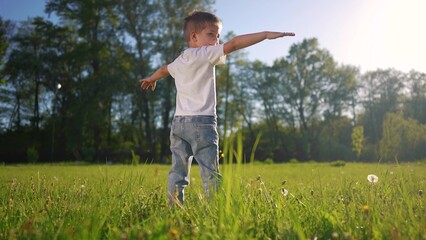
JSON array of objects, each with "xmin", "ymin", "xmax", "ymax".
[
  {"xmin": 215, "ymin": 31, "xmax": 251, "ymax": 138},
  {"xmin": 2, "ymin": 18, "xmax": 63, "ymax": 131},
  {"xmin": 230, "ymin": 60, "xmax": 286, "ymax": 160},
  {"xmin": 323, "ymin": 64, "xmax": 359, "ymax": 120},
  {"xmin": 0, "ymin": 17, "xmax": 15, "ymax": 130},
  {"xmin": 237, "ymin": 61, "xmax": 277, "ymax": 132},
  {"xmin": 404, "ymin": 70, "xmax": 426, "ymax": 124},
  {"xmin": 351, "ymin": 125, "xmax": 364, "ymax": 160},
  {"xmin": 379, "ymin": 112, "xmax": 426, "ymax": 162},
  {"xmin": 272, "ymin": 38, "xmax": 335, "ymax": 160},
  {"xmin": 0, "ymin": 17, "xmax": 9, "ymax": 69},
  {"xmin": 46, "ymin": 0, "xmax": 125, "ymax": 161},
  {"xmin": 318, "ymin": 65, "xmax": 359, "ymax": 161},
  {"xmin": 360, "ymin": 69, "xmax": 405, "ymax": 145},
  {"xmin": 0, "ymin": 17, "xmax": 78, "ymax": 162},
  {"xmin": 117, "ymin": 0, "xmax": 159, "ymax": 161}
]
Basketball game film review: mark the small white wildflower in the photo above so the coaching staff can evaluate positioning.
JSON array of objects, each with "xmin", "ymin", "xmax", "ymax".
[
  {"xmin": 367, "ymin": 174, "xmax": 379, "ymax": 183},
  {"xmin": 80, "ymin": 184, "xmax": 85, "ymax": 189},
  {"xmin": 281, "ymin": 188, "xmax": 289, "ymax": 197},
  {"xmin": 197, "ymin": 193, "xmax": 203, "ymax": 201}
]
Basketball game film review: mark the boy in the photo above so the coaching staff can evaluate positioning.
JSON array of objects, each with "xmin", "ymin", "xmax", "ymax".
[{"xmin": 140, "ymin": 11, "xmax": 295, "ymax": 206}]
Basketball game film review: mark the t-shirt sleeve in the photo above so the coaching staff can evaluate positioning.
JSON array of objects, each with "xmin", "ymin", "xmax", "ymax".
[
  {"xmin": 205, "ymin": 44, "xmax": 226, "ymax": 65},
  {"xmin": 167, "ymin": 62, "xmax": 175, "ymax": 78}
]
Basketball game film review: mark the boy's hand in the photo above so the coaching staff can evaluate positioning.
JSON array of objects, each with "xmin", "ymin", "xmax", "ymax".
[
  {"xmin": 140, "ymin": 78, "xmax": 157, "ymax": 91},
  {"xmin": 266, "ymin": 32, "xmax": 295, "ymax": 40},
  {"xmin": 139, "ymin": 65, "xmax": 169, "ymax": 91}
]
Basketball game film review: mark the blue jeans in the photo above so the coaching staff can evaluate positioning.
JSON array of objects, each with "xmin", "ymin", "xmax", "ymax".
[{"xmin": 168, "ymin": 115, "xmax": 221, "ymax": 205}]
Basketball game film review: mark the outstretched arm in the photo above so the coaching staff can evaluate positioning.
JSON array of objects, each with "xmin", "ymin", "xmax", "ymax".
[
  {"xmin": 223, "ymin": 31, "xmax": 295, "ymax": 55},
  {"xmin": 139, "ymin": 65, "xmax": 170, "ymax": 91}
]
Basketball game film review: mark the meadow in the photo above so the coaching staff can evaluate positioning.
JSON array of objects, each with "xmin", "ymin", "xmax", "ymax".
[{"xmin": 1, "ymin": 162, "xmax": 425, "ymax": 239}]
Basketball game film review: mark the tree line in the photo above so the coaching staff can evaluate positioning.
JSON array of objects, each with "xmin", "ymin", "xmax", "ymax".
[{"xmin": 0, "ymin": 0, "xmax": 425, "ymax": 164}]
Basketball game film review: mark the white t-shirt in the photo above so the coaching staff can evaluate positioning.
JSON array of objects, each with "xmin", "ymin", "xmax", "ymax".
[{"xmin": 167, "ymin": 44, "xmax": 226, "ymax": 116}]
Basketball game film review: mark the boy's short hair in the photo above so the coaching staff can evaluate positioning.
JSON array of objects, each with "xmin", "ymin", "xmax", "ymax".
[{"xmin": 183, "ymin": 11, "xmax": 222, "ymax": 42}]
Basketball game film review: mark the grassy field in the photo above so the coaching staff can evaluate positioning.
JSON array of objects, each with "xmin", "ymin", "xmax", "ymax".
[{"xmin": 1, "ymin": 162, "xmax": 425, "ymax": 239}]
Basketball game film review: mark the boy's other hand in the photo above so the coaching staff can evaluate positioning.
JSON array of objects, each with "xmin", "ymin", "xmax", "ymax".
[
  {"xmin": 140, "ymin": 78, "xmax": 157, "ymax": 91},
  {"xmin": 266, "ymin": 32, "xmax": 295, "ymax": 40}
]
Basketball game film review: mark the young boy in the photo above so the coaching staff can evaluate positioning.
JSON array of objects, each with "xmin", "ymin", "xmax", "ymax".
[{"xmin": 140, "ymin": 11, "xmax": 295, "ymax": 206}]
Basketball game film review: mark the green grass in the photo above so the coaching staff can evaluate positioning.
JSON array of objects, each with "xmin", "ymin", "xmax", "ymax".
[{"xmin": 1, "ymin": 162, "xmax": 425, "ymax": 239}]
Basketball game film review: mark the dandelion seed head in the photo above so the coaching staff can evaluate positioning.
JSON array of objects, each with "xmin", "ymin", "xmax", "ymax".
[{"xmin": 367, "ymin": 174, "xmax": 379, "ymax": 183}]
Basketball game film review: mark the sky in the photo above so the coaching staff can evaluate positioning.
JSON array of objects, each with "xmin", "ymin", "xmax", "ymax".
[{"xmin": 1, "ymin": 0, "xmax": 425, "ymax": 73}]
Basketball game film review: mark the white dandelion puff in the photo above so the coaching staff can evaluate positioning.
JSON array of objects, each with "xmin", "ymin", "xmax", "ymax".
[{"xmin": 367, "ymin": 174, "xmax": 379, "ymax": 183}]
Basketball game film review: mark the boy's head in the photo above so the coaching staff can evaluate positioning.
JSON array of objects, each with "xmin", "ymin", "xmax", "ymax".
[{"xmin": 184, "ymin": 11, "xmax": 222, "ymax": 46}]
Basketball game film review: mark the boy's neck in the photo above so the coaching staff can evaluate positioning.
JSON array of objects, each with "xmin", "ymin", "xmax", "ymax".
[{"xmin": 188, "ymin": 42, "xmax": 200, "ymax": 48}]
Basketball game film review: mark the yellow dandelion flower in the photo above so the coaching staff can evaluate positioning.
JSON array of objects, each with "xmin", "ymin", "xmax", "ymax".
[{"xmin": 169, "ymin": 228, "xmax": 179, "ymax": 237}]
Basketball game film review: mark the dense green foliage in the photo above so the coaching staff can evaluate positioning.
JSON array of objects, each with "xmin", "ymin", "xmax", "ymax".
[
  {"xmin": 1, "ymin": 162, "xmax": 425, "ymax": 239},
  {"xmin": 0, "ymin": 0, "xmax": 426, "ymax": 163}
]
